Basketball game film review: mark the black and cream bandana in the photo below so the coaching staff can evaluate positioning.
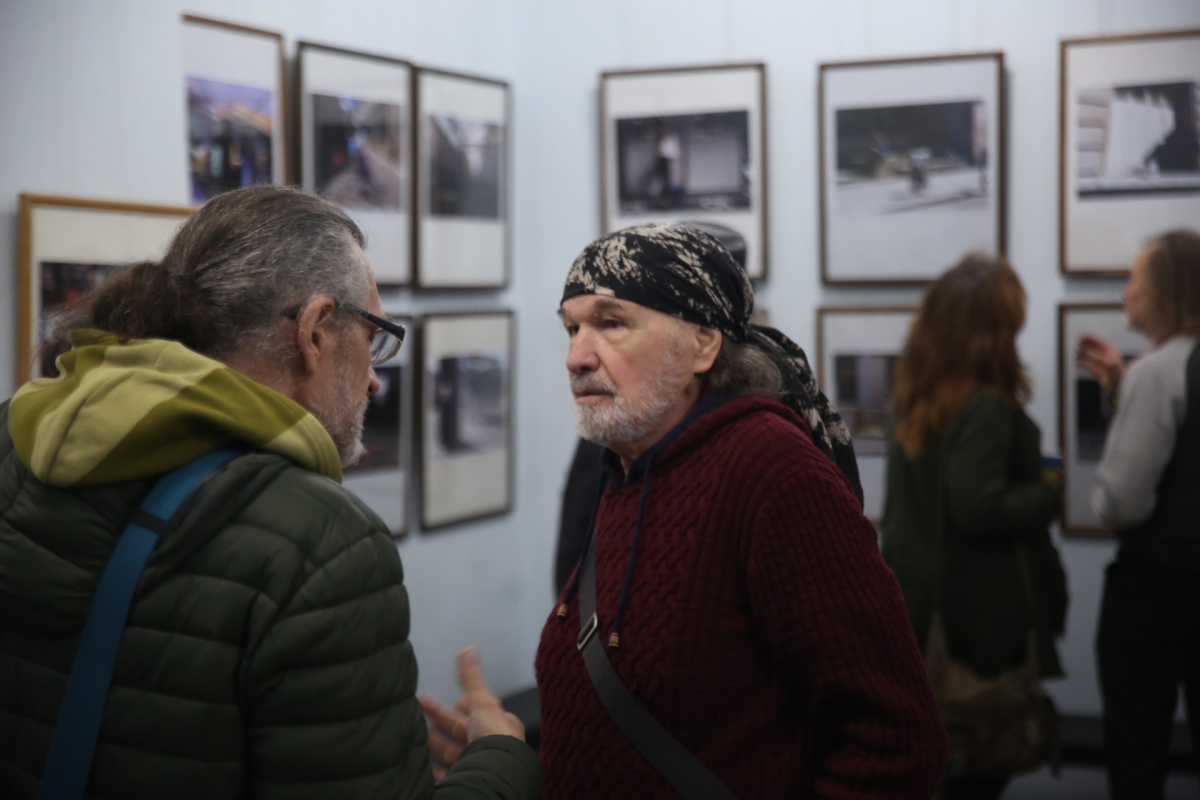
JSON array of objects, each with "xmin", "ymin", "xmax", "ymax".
[{"xmin": 562, "ymin": 222, "xmax": 863, "ymax": 505}]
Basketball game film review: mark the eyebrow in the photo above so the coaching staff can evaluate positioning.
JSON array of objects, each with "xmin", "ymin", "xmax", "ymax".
[
  {"xmin": 557, "ymin": 298, "xmax": 629, "ymax": 323},
  {"xmin": 592, "ymin": 298, "xmax": 627, "ymax": 313}
]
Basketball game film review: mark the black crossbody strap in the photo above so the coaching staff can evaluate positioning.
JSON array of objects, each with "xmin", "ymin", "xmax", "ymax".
[{"xmin": 577, "ymin": 532, "xmax": 739, "ymax": 800}]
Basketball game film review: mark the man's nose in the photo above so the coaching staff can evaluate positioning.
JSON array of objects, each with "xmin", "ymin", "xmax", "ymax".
[
  {"xmin": 566, "ymin": 330, "xmax": 600, "ymax": 375},
  {"xmin": 367, "ymin": 365, "xmax": 381, "ymax": 396}
]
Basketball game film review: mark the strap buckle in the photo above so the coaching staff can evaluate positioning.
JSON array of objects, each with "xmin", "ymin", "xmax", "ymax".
[{"xmin": 577, "ymin": 612, "xmax": 599, "ymax": 651}]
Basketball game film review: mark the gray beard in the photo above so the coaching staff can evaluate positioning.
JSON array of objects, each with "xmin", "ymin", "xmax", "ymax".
[
  {"xmin": 572, "ymin": 335, "xmax": 691, "ymax": 449},
  {"xmin": 309, "ymin": 343, "xmax": 369, "ymax": 468}
]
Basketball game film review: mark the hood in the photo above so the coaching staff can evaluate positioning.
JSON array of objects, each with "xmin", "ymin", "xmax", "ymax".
[
  {"xmin": 9, "ymin": 330, "xmax": 342, "ymax": 486},
  {"xmin": 556, "ymin": 392, "xmax": 814, "ymax": 645},
  {"xmin": 603, "ymin": 392, "xmax": 809, "ymax": 488}
]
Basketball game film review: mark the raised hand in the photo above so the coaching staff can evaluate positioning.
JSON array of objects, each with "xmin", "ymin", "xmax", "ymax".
[
  {"xmin": 419, "ymin": 647, "xmax": 526, "ymax": 781},
  {"xmin": 1076, "ymin": 334, "xmax": 1126, "ymax": 397}
]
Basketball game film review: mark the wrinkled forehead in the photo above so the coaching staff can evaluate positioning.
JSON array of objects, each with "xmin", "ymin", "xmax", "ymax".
[{"xmin": 558, "ymin": 294, "xmax": 682, "ymax": 326}]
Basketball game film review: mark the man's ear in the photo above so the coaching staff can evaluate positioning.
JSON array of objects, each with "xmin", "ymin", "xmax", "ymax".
[
  {"xmin": 692, "ymin": 326, "xmax": 722, "ymax": 374},
  {"xmin": 294, "ymin": 296, "xmax": 338, "ymax": 377}
]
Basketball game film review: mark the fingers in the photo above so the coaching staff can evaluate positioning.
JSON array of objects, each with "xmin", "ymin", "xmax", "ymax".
[
  {"xmin": 455, "ymin": 695, "xmax": 471, "ymax": 715},
  {"xmin": 457, "ymin": 646, "xmax": 494, "ymax": 703},
  {"xmin": 427, "ymin": 727, "xmax": 464, "ymax": 765},
  {"xmin": 419, "ymin": 693, "xmax": 469, "ymax": 745}
]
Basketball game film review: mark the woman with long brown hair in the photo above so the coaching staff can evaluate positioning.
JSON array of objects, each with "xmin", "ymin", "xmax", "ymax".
[{"xmin": 881, "ymin": 253, "xmax": 1067, "ymax": 800}]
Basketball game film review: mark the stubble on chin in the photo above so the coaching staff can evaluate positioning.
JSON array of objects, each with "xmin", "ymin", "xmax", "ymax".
[
  {"xmin": 571, "ymin": 333, "xmax": 691, "ymax": 448},
  {"xmin": 309, "ymin": 347, "xmax": 370, "ymax": 469}
]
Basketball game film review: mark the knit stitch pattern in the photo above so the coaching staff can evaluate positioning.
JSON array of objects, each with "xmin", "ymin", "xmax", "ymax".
[{"xmin": 536, "ymin": 396, "xmax": 946, "ymax": 799}]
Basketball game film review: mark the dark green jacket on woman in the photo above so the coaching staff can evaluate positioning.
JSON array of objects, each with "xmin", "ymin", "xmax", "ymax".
[
  {"xmin": 881, "ymin": 389, "xmax": 1068, "ymax": 679},
  {"xmin": 0, "ymin": 334, "xmax": 540, "ymax": 799}
]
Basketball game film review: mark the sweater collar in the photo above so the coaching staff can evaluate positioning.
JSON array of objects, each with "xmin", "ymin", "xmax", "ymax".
[{"xmin": 600, "ymin": 391, "xmax": 734, "ymax": 488}]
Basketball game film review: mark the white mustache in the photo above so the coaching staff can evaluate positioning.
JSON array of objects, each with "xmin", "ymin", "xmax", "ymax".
[{"xmin": 571, "ymin": 374, "xmax": 617, "ymax": 397}]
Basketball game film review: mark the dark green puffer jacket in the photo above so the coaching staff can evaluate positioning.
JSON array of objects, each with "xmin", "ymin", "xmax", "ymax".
[
  {"xmin": 881, "ymin": 389, "xmax": 1068, "ymax": 680},
  {"xmin": 0, "ymin": 335, "xmax": 540, "ymax": 799}
]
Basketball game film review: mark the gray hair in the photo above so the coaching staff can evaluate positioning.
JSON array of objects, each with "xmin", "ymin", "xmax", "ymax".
[
  {"xmin": 44, "ymin": 185, "xmax": 371, "ymax": 364},
  {"xmin": 703, "ymin": 337, "xmax": 785, "ymax": 397}
]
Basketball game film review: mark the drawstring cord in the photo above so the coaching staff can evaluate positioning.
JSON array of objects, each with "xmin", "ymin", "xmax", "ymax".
[
  {"xmin": 557, "ymin": 390, "xmax": 731, "ymax": 648},
  {"xmin": 554, "ymin": 453, "xmax": 656, "ymax": 650},
  {"xmin": 557, "ymin": 471, "xmax": 608, "ymax": 618},
  {"xmin": 609, "ymin": 452, "xmax": 655, "ymax": 648}
]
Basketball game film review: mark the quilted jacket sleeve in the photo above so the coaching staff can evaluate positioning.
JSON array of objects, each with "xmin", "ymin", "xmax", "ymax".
[
  {"xmin": 238, "ymin": 470, "xmax": 539, "ymax": 800},
  {"xmin": 944, "ymin": 390, "xmax": 1060, "ymax": 541}
]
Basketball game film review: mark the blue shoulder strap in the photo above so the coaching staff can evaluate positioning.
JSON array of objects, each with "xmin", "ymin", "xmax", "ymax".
[{"xmin": 36, "ymin": 448, "xmax": 240, "ymax": 800}]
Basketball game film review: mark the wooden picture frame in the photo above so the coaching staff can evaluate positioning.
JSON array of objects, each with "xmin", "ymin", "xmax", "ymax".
[
  {"xmin": 600, "ymin": 62, "xmax": 769, "ymax": 281},
  {"xmin": 818, "ymin": 52, "xmax": 1006, "ymax": 285},
  {"xmin": 17, "ymin": 194, "xmax": 193, "ymax": 385},
  {"xmin": 296, "ymin": 41, "xmax": 416, "ymax": 286},
  {"xmin": 1059, "ymin": 28, "xmax": 1200, "ymax": 276},
  {"xmin": 182, "ymin": 14, "xmax": 288, "ymax": 205},
  {"xmin": 1057, "ymin": 303, "xmax": 1150, "ymax": 535},
  {"xmin": 816, "ymin": 306, "xmax": 917, "ymax": 522},
  {"xmin": 342, "ymin": 313, "xmax": 414, "ymax": 538},
  {"xmin": 417, "ymin": 311, "xmax": 514, "ymax": 530},
  {"xmin": 413, "ymin": 68, "xmax": 511, "ymax": 289}
]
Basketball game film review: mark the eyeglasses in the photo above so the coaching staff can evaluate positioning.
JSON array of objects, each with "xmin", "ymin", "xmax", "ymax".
[{"xmin": 283, "ymin": 300, "xmax": 407, "ymax": 365}]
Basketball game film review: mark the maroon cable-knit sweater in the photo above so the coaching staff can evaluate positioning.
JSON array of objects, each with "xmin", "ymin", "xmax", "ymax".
[{"xmin": 536, "ymin": 395, "xmax": 946, "ymax": 799}]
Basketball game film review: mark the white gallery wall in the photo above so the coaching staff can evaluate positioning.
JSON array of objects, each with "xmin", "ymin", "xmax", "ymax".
[{"xmin": 2, "ymin": 0, "xmax": 1200, "ymax": 717}]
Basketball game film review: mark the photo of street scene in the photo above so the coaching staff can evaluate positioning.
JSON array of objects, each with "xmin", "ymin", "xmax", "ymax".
[
  {"xmin": 346, "ymin": 364, "xmax": 403, "ymax": 474},
  {"xmin": 834, "ymin": 100, "xmax": 988, "ymax": 217},
  {"xmin": 429, "ymin": 353, "xmax": 507, "ymax": 458},
  {"xmin": 187, "ymin": 76, "xmax": 273, "ymax": 203},
  {"xmin": 834, "ymin": 353, "xmax": 898, "ymax": 456},
  {"xmin": 313, "ymin": 94, "xmax": 404, "ymax": 210},
  {"xmin": 38, "ymin": 261, "xmax": 123, "ymax": 377},
  {"xmin": 428, "ymin": 115, "xmax": 502, "ymax": 218},
  {"xmin": 1077, "ymin": 81, "xmax": 1200, "ymax": 197},
  {"xmin": 617, "ymin": 111, "xmax": 751, "ymax": 213},
  {"xmin": 1075, "ymin": 354, "xmax": 1139, "ymax": 460}
]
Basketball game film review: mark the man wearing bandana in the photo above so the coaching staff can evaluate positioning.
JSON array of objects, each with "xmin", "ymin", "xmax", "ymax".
[{"xmin": 536, "ymin": 224, "xmax": 946, "ymax": 798}]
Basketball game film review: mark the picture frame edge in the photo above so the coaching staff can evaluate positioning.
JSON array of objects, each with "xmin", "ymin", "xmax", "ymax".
[
  {"xmin": 598, "ymin": 61, "xmax": 768, "ymax": 280},
  {"xmin": 16, "ymin": 194, "xmax": 195, "ymax": 386},
  {"xmin": 817, "ymin": 51, "xmax": 1006, "ymax": 285},
  {"xmin": 181, "ymin": 13, "xmax": 290, "ymax": 199},
  {"xmin": 1057, "ymin": 300, "xmax": 1126, "ymax": 537},
  {"xmin": 295, "ymin": 41, "xmax": 417, "ymax": 287},
  {"xmin": 1058, "ymin": 27, "xmax": 1200, "ymax": 277},
  {"xmin": 411, "ymin": 68, "xmax": 511, "ymax": 291},
  {"xmin": 416, "ymin": 309, "xmax": 515, "ymax": 532},
  {"xmin": 814, "ymin": 304, "xmax": 920, "ymax": 387}
]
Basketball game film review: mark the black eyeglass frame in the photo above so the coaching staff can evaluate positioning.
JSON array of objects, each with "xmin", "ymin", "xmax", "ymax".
[{"xmin": 283, "ymin": 300, "xmax": 407, "ymax": 365}]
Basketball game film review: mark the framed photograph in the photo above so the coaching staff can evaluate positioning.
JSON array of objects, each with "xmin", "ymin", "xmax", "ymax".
[
  {"xmin": 819, "ymin": 53, "xmax": 1005, "ymax": 285},
  {"xmin": 1060, "ymin": 29, "xmax": 1200, "ymax": 276},
  {"xmin": 600, "ymin": 63, "xmax": 768, "ymax": 281},
  {"xmin": 182, "ymin": 15, "xmax": 287, "ymax": 205},
  {"xmin": 16, "ymin": 195, "xmax": 192, "ymax": 384},
  {"xmin": 418, "ymin": 311, "xmax": 513, "ymax": 530},
  {"xmin": 816, "ymin": 306, "xmax": 916, "ymax": 522},
  {"xmin": 1058, "ymin": 303, "xmax": 1150, "ymax": 534},
  {"xmin": 414, "ymin": 68, "xmax": 509, "ymax": 288},
  {"xmin": 297, "ymin": 42, "xmax": 414, "ymax": 285},
  {"xmin": 343, "ymin": 314, "xmax": 413, "ymax": 537}
]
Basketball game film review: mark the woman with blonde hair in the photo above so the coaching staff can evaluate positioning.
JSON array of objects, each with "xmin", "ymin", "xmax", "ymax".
[
  {"xmin": 881, "ymin": 253, "xmax": 1067, "ymax": 800},
  {"xmin": 1077, "ymin": 229, "xmax": 1200, "ymax": 800}
]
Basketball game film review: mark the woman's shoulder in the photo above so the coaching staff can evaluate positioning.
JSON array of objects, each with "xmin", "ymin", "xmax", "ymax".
[
  {"xmin": 950, "ymin": 387, "xmax": 1041, "ymax": 442},
  {"xmin": 956, "ymin": 386, "xmax": 1014, "ymax": 423},
  {"xmin": 1125, "ymin": 334, "xmax": 1196, "ymax": 383}
]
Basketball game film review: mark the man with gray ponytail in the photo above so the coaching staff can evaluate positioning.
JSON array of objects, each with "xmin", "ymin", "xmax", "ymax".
[{"xmin": 0, "ymin": 186, "xmax": 539, "ymax": 799}]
